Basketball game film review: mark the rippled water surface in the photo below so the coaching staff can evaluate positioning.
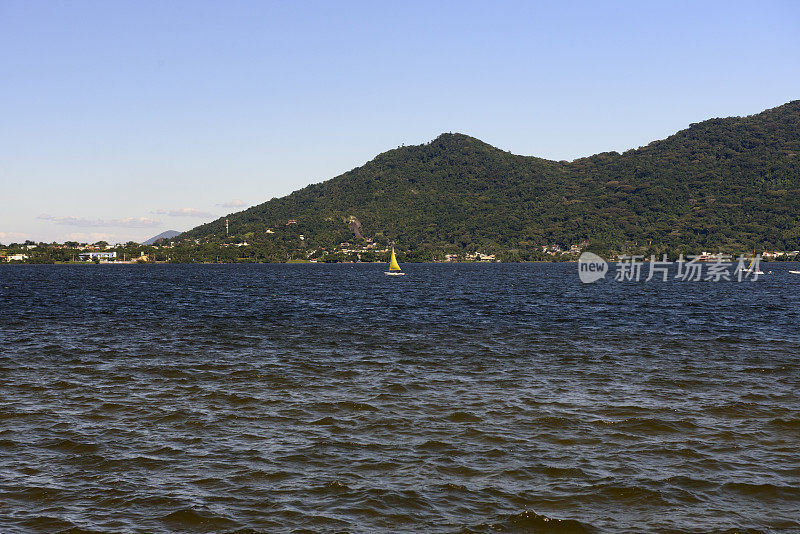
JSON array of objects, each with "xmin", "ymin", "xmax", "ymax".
[{"xmin": 1, "ymin": 263, "xmax": 799, "ymax": 533}]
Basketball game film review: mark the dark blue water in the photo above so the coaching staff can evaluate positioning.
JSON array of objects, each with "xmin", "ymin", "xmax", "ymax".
[{"xmin": 1, "ymin": 263, "xmax": 799, "ymax": 533}]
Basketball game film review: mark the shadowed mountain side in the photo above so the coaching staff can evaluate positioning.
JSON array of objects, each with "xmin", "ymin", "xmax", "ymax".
[{"xmin": 142, "ymin": 230, "xmax": 181, "ymax": 245}]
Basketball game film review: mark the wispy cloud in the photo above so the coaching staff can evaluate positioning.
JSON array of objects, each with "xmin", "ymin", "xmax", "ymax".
[
  {"xmin": 150, "ymin": 208, "xmax": 212, "ymax": 218},
  {"xmin": 38, "ymin": 214, "xmax": 162, "ymax": 228},
  {"xmin": 217, "ymin": 199, "xmax": 247, "ymax": 208}
]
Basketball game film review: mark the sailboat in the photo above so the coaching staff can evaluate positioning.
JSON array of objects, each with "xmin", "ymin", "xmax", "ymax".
[
  {"xmin": 384, "ymin": 247, "xmax": 405, "ymax": 276},
  {"xmin": 735, "ymin": 257, "xmax": 765, "ymax": 275}
]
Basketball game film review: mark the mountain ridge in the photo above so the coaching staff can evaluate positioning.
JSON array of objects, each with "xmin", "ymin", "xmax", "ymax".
[{"xmin": 178, "ymin": 100, "xmax": 800, "ymax": 259}]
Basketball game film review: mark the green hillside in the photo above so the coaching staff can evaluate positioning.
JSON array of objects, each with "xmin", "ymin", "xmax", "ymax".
[{"xmin": 178, "ymin": 100, "xmax": 800, "ymax": 260}]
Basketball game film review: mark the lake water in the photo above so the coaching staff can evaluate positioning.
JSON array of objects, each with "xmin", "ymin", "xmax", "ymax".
[{"xmin": 1, "ymin": 263, "xmax": 799, "ymax": 533}]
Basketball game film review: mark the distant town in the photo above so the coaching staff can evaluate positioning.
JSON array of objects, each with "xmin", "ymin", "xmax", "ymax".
[
  {"xmin": 2, "ymin": 238, "xmax": 799, "ymax": 264},
  {"xmin": 0, "ymin": 239, "xmax": 507, "ymax": 264}
]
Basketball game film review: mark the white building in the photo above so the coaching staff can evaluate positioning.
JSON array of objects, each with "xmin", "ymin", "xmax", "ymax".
[{"xmin": 78, "ymin": 251, "xmax": 117, "ymax": 261}]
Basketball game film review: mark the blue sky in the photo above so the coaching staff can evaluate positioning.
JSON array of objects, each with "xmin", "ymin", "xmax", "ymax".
[{"xmin": 1, "ymin": 1, "xmax": 799, "ymax": 243}]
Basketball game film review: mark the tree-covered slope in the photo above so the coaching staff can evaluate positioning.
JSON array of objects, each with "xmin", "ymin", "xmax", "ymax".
[{"xmin": 179, "ymin": 100, "xmax": 800, "ymax": 257}]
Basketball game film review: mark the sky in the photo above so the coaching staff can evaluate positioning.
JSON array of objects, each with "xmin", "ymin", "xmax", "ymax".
[{"xmin": 1, "ymin": 1, "xmax": 799, "ymax": 244}]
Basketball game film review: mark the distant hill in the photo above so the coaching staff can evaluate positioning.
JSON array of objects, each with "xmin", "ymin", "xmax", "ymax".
[
  {"xmin": 178, "ymin": 101, "xmax": 800, "ymax": 258},
  {"xmin": 142, "ymin": 230, "xmax": 181, "ymax": 245}
]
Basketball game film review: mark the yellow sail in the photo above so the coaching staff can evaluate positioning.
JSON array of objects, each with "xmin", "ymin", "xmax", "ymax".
[{"xmin": 389, "ymin": 247, "xmax": 401, "ymax": 271}]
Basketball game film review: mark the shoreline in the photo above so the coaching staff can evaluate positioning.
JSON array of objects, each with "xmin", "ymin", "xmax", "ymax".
[{"xmin": 2, "ymin": 259, "xmax": 795, "ymax": 266}]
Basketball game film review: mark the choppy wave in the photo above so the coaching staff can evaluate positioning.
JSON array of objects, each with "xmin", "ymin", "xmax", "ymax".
[{"xmin": 1, "ymin": 263, "xmax": 799, "ymax": 533}]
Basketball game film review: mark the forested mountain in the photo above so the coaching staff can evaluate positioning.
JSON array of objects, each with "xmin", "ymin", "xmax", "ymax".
[{"xmin": 179, "ymin": 101, "xmax": 800, "ymax": 259}]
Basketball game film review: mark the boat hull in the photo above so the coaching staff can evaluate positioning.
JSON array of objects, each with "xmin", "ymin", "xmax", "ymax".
[{"xmin": 384, "ymin": 271, "xmax": 405, "ymax": 276}]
